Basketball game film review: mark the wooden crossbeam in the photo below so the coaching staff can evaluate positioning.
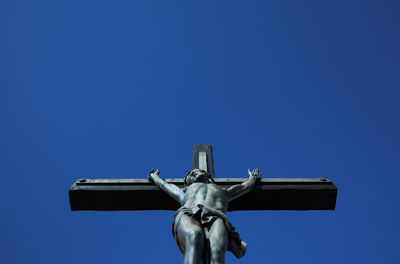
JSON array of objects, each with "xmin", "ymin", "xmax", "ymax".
[
  {"xmin": 69, "ymin": 145, "xmax": 338, "ymax": 212},
  {"xmin": 69, "ymin": 178, "xmax": 337, "ymax": 211}
]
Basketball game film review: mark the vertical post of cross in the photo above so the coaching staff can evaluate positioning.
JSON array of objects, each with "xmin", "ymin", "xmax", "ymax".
[{"xmin": 192, "ymin": 144, "xmax": 215, "ymax": 179}]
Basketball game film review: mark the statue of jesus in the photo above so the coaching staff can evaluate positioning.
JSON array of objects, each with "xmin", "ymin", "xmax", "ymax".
[{"xmin": 148, "ymin": 168, "xmax": 261, "ymax": 264}]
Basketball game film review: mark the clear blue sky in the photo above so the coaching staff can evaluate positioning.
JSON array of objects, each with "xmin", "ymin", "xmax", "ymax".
[{"xmin": 1, "ymin": 1, "xmax": 399, "ymax": 263}]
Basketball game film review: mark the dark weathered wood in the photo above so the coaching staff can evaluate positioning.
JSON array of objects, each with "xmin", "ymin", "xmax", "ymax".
[
  {"xmin": 192, "ymin": 144, "xmax": 215, "ymax": 178},
  {"xmin": 69, "ymin": 178, "xmax": 337, "ymax": 211}
]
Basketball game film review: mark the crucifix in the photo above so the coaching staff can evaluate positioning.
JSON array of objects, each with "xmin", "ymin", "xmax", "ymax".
[{"xmin": 69, "ymin": 144, "xmax": 337, "ymax": 264}]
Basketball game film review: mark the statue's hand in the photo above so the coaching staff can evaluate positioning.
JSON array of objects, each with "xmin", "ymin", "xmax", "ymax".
[
  {"xmin": 148, "ymin": 169, "xmax": 160, "ymax": 182},
  {"xmin": 248, "ymin": 168, "xmax": 261, "ymax": 182}
]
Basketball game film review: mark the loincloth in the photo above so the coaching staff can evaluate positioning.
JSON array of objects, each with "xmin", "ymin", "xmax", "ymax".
[{"xmin": 172, "ymin": 204, "xmax": 247, "ymax": 259}]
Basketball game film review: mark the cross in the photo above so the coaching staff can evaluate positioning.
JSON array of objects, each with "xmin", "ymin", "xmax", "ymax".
[
  {"xmin": 69, "ymin": 144, "xmax": 337, "ymax": 211},
  {"xmin": 69, "ymin": 144, "xmax": 337, "ymax": 263}
]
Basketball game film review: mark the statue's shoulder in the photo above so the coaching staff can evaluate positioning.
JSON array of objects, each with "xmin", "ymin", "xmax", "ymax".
[
  {"xmin": 184, "ymin": 182, "xmax": 202, "ymax": 191},
  {"xmin": 208, "ymin": 182, "xmax": 225, "ymax": 191}
]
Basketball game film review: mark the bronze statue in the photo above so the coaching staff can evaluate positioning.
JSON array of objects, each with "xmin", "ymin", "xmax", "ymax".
[{"xmin": 148, "ymin": 168, "xmax": 261, "ymax": 264}]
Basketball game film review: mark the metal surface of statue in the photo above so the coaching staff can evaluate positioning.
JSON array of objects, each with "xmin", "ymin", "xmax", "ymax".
[{"xmin": 148, "ymin": 168, "xmax": 261, "ymax": 264}]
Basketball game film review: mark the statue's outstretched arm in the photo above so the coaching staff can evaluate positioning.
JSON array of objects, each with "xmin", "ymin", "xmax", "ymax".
[
  {"xmin": 148, "ymin": 169, "xmax": 183, "ymax": 203},
  {"xmin": 225, "ymin": 169, "xmax": 261, "ymax": 201}
]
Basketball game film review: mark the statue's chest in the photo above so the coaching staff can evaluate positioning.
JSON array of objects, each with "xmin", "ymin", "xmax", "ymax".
[{"xmin": 186, "ymin": 183, "xmax": 222, "ymax": 200}]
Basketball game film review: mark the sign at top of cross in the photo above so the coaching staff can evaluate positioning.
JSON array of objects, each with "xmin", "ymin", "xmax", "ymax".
[{"xmin": 192, "ymin": 144, "xmax": 215, "ymax": 178}]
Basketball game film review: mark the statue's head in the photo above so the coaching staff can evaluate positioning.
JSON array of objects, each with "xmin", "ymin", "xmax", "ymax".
[{"xmin": 184, "ymin": 169, "xmax": 214, "ymax": 186}]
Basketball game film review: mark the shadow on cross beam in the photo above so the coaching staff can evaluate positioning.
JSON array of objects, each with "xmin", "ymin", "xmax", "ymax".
[{"xmin": 69, "ymin": 178, "xmax": 337, "ymax": 211}]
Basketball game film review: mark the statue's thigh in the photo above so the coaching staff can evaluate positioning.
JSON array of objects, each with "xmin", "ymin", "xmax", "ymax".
[
  {"xmin": 176, "ymin": 214, "xmax": 203, "ymax": 250},
  {"xmin": 209, "ymin": 218, "xmax": 228, "ymax": 251}
]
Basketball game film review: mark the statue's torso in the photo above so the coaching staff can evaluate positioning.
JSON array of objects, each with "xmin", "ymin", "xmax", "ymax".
[{"xmin": 182, "ymin": 182, "xmax": 228, "ymax": 213}]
